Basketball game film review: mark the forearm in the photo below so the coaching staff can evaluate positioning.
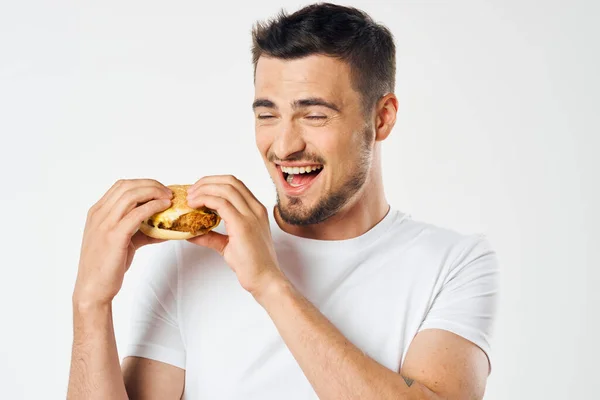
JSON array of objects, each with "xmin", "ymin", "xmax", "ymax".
[
  {"xmin": 67, "ymin": 302, "xmax": 128, "ymax": 400},
  {"xmin": 256, "ymin": 278, "xmax": 439, "ymax": 400}
]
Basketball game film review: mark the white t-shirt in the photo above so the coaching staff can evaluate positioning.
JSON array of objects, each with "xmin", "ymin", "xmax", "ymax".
[{"xmin": 124, "ymin": 208, "xmax": 499, "ymax": 399}]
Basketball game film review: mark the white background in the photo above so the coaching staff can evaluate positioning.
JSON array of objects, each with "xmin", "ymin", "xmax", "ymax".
[{"xmin": 1, "ymin": 0, "xmax": 598, "ymax": 398}]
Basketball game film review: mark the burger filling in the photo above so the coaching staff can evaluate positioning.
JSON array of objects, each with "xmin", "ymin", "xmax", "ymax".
[{"xmin": 148, "ymin": 211, "xmax": 218, "ymax": 234}]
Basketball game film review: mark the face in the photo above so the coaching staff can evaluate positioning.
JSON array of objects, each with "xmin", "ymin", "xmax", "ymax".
[{"xmin": 253, "ymin": 55, "xmax": 375, "ymax": 225}]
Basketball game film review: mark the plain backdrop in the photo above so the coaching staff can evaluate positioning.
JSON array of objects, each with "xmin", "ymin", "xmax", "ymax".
[{"xmin": 1, "ymin": 0, "xmax": 598, "ymax": 399}]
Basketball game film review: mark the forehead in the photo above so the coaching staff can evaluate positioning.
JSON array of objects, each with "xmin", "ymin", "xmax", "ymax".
[{"xmin": 254, "ymin": 55, "xmax": 357, "ymax": 104}]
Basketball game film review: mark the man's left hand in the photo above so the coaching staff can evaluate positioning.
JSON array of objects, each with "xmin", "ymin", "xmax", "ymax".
[{"xmin": 186, "ymin": 175, "xmax": 284, "ymax": 297}]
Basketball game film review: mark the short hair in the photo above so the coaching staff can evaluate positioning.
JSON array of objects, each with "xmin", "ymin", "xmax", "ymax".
[{"xmin": 251, "ymin": 2, "xmax": 396, "ymax": 114}]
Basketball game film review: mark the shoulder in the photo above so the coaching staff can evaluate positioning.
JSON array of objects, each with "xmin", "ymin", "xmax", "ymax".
[{"xmin": 386, "ymin": 212, "xmax": 498, "ymax": 275}]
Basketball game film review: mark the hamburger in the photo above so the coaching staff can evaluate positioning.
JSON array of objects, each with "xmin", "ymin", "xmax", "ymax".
[{"xmin": 139, "ymin": 184, "xmax": 221, "ymax": 240}]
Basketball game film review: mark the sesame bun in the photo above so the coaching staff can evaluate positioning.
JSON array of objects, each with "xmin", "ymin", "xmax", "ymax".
[{"xmin": 139, "ymin": 184, "xmax": 220, "ymax": 240}]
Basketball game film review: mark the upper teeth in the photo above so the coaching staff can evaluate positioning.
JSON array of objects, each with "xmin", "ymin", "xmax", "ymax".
[{"xmin": 281, "ymin": 165, "xmax": 323, "ymax": 174}]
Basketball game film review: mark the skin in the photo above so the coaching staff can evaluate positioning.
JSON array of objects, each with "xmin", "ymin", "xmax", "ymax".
[
  {"xmin": 67, "ymin": 179, "xmax": 179, "ymax": 400},
  {"xmin": 67, "ymin": 55, "xmax": 490, "ymax": 399},
  {"xmin": 253, "ymin": 54, "xmax": 391, "ymax": 239}
]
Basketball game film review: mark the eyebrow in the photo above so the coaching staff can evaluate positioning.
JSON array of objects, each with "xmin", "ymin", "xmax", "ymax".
[{"xmin": 252, "ymin": 97, "xmax": 341, "ymax": 113}]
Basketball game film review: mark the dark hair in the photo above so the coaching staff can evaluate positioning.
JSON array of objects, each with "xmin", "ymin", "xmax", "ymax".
[{"xmin": 251, "ymin": 2, "xmax": 396, "ymax": 114}]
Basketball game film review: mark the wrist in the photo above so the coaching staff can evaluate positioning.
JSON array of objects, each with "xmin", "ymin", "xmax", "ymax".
[
  {"xmin": 252, "ymin": 271, "xmax": 294, "ymax": 308},
  {"xmin": 72, "ymin": 294, "xmax": 112, "ymax": 317},
  {"xmin": 72, "ymin": 297, "xmax": 114, "ymax": 337}
]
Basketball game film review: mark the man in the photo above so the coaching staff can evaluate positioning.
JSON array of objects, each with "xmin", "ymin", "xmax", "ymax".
[{"xmin": 68, "ymin": 3, "xmax": 498, "ymax": 399}]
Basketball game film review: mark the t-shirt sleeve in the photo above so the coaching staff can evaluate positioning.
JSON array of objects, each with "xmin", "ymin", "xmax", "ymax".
[
  {"xmin": 122, "ymin": 241, "xmax": 186, "ymax": 369},
  {"xmin": 418, "ymin": 234, "xmax": 500, "ymax": 369}
]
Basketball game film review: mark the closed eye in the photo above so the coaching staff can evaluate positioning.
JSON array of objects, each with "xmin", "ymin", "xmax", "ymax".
[
  {"xmin": 257, "ymin": 115, "xmax": 275, "ymax": 119},
  {"xmin": 306, "ymin": 116, "xmax": 326, "ymax": 120}
]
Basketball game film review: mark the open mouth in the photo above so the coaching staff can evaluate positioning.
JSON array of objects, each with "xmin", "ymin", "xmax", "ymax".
[{"xmin": 279, "ymin": 164, "xmax": 323, "ymax": 192}]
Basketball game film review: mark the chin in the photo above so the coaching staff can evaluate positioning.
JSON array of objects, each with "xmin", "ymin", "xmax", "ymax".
[{"xmin": 276, "ymin": 192, "xmax": 336, "ymax": 226}]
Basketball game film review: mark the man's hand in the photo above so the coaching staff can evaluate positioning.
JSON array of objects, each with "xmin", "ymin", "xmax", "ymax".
[
  {"xmin": 73, "ymin": 179, "xmax": 173, "ymax": 307},
  {"xmin": 186, "ymin": 175, "xmax": 284, "ymax": 296},
  {"xmin": 68, "ymin": 179, "xmax": 178, "ymax": 400}
]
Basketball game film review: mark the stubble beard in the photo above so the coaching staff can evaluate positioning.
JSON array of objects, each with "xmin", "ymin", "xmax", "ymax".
[{"xmin": 274, "ymin": 126, "xmax": 374, "ymax": 226}]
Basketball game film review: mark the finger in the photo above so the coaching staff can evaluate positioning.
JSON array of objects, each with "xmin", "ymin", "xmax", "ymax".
[
  {"xmin": 131, "ymin": 230, "xmax": 166, "ymax": 250},
  {"xmin": 103, "ymin": 179, "xmax": 171, "ymax": 212},
  {"xmin": 188, "ymin": 175, "xmax": 264, "ymax": 216},
  {"xmin": 96, "ymin": 179, "xmax": 168, "ymax": 210},
  {"xmin": 186, "ymin": 194, "xmax": 241, "ymax": 229},
  {"xmin": 97, "ymin": 179, "xmax": 172, "ymax": 221},
  {"xmin": 91, "ymin": 179, "xmax": 125, "ymax": 211},
  {"xmin": 188, "ymin": 183, "xmax": 253, "ymax": 216},
  {"xmin": 187, "ymin": 231, "xmax": 228, "ymax": 255},
  {"xmin": 104, "ymin": 186, "xmax": 173, "ymax": 228},
  {"xmin": 229, "ymin": 178, "xmax": 267, "ymax": 218},
  {"xmin": 118, "ymin": 198, "xmax": 173, "ymax": 239}
]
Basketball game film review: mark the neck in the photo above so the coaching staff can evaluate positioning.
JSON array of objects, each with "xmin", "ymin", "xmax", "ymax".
[{"xmin": 274, "ymin": 159, "xmax": 389, "ymax": 241}]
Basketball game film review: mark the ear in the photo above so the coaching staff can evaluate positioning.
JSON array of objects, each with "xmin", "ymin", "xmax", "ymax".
[{"xmin": 374, "ymin": 93, "xmax": 398, "ymax": 142}]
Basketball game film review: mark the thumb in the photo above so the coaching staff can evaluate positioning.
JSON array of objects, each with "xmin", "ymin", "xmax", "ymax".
[
  {"xmin": 187, "ymin": 231, "xmax": 228, "ymax": 255},
  {"xmin": 132, "ymin": 230, "xmax": 166, "ymax": 250}
]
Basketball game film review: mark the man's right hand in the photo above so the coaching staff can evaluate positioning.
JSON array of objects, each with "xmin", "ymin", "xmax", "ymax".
[{"xmin": 72, "ymin": 179, "xmax": 173, "ymax": 308}]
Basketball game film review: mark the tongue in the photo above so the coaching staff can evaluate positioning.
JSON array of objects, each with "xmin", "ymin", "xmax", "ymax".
[{"xmin": 289, "ymin": 171, "xmax": 318, "ymax": 186}]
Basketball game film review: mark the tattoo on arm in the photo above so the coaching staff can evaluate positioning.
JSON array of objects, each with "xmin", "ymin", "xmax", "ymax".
[{"xmin": 402, "ymin": 375, "xmax": 414, "ymax": 387}]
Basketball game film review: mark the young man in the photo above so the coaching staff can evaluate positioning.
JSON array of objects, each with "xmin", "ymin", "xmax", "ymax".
[{"xmin": 68, "ymin": 3, "xmax": 498, "ymax": 399}]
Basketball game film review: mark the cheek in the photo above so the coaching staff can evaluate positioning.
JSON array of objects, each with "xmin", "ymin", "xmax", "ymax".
[
  {"xmin": 255, "ymin": 127, "xmax": 272, "ymax": 158},
  {"xmin": 307, "ymin": 128, "xmax": 339, "ymax": 159},
  {"xmin": 331, "ymin": 131, "xmax": 365, "ymax": 171},
  {"xmin": 314, "ymin": 129, "xmax": 354, "ymax": 164}
]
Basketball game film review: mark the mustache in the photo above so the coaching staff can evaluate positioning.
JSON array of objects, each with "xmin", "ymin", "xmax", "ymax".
[{"xmin": 267, "ymin": 151, "xmax": 326, "ymax": 165}]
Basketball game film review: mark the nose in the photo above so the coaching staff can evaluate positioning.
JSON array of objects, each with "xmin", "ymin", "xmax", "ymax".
[{"xmin": 272, "ymin": 121, "xmax": 306, "ymax": 160}]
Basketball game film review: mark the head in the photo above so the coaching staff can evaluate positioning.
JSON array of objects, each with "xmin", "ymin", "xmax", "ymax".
[{"xmin": 252, "ymin": 3, "xmax": 398, "ymax": 225}]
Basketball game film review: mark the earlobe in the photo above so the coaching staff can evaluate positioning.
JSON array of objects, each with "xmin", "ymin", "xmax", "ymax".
[{"xmin": 375, "ymin": 93, "xmax": 398, "ymax": 142}]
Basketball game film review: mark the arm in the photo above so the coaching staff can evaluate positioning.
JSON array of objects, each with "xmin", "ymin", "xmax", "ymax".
[
  {"xmin": 122, "ymin": 357, "xmax": 184, "ymax": 399},
  {"xmin": 68, "ymin": 303, "xmax": 184, "ymax": 400},
  {"xmin": 186, "ymin": 176, "xmax": 493, "ymax": 400},
  {"xmin": 68, "ymin": 303, "xmax": 128, "ymax": 400},
  {"xmin": 67, "ymin": 179, "xmax": 184, "ymax": 399},
  {"xmin": 254, "ymin": 277, "xmax": 488, "ymax": 400}
]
